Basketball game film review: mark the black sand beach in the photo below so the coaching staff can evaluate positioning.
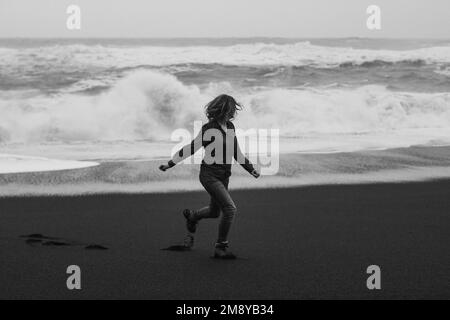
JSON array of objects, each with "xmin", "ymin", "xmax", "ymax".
[{"xmin": 0, "ymin": 180, "xmax": 449, "ymax": 300}]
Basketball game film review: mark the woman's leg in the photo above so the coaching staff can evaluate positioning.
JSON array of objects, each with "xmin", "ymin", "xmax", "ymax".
[
  {"xmin": 193, "ymin": 198, "xmax": 221, "ymax": 220},
  {"xmin": 199, "ymin": 178, "xmax": 237, "ymax": 243}
]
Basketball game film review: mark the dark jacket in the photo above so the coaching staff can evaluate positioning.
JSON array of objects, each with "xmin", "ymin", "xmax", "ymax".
[{"xmin": 172, "ymin": 120, "xmax": 255, "ymax": 178}]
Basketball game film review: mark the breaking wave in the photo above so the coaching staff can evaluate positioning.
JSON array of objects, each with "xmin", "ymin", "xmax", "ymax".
[{"xmin": 1, "ymin": 70, "xmax": 450, "ymax": 145}]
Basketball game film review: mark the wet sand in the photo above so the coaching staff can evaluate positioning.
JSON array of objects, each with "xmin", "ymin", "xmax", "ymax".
[{"xmin": 1, "ymin": 180, "xmax": 449, "ymax": 299}]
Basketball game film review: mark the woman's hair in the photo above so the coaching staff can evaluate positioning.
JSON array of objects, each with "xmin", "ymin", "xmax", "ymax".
[{"xmin": 205, "ymin": 94, "xmax": 242, "ymax": 123}]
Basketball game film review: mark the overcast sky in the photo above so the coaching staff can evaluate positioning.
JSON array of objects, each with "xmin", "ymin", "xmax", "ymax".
[{"xmin": 0, "ymin": 0, "xmax": 449, "ymax": 38}]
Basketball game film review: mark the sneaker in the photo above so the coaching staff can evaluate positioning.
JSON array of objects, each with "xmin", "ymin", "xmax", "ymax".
[
  {"xmin": 183, "ymin": 209, "xmax": 198, "ymax": 233},
  {"xmin": 213, "ymin": 242, "xmax": 236, "ymax": 259},
  {"xmin": 183, "ymin": 234, "xmax": 194, "ymax": 249}
]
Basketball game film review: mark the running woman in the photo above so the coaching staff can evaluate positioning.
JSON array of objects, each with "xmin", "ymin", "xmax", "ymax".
[{"xmin": 159, "ymin": 94, "xmax": 260, "ymax": 259}]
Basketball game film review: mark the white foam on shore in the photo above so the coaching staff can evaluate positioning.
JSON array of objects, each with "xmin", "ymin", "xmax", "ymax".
[
  {"xmin": 2, "ymin": 166, "xmax": 450, "ymax": 197},
  {"xmin": 0, "ymin": 154, "xmax": 99, "ymax": 174}
]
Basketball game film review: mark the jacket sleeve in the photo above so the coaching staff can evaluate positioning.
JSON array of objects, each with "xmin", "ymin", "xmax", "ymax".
[
  {"xmin": 232, "ymin": 125, "xmax": 255, "ymax": 174},
  {"xmin": 170, "ymin": 126, "xmax": 204, "ymax": 165}
]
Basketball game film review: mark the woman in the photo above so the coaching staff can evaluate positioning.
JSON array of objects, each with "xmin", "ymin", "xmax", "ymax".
[{"xmin": 159, "ymin": 94, "xmax": 260, "ymax": 259}]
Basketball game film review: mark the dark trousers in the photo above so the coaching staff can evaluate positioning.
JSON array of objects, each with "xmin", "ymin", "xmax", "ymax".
[{"xmin": 194, "ymin": 169, "xmax": 237, "ymax": 243}]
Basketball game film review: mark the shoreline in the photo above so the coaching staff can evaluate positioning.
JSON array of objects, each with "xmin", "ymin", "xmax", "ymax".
[
  {"xmin": 2, "ymin": 145, "xmax": 450, "ymax": 196},
  {"xmin": 2, "ymin": 166, "xmax": 450, "ymax": 198}
]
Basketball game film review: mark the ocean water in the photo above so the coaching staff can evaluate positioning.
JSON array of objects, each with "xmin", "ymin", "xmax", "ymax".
[{"xmin": 1, "ymin": 38, "xmax": 450, "ymax": 183}]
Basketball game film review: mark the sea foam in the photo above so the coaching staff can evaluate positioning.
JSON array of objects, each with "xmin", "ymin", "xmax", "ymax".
[
  {"xmin": 1, "ymin": 70, "xmax": 450, "ymax": 149},
  {"xmin": 2, "ymin": 42, "xmax": 450, "ymax": 70}
]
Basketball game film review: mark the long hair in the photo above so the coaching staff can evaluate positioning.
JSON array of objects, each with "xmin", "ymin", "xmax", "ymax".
[{"xmin": 205, "ymin": 94, "xmax": 242, "ymax": 123}]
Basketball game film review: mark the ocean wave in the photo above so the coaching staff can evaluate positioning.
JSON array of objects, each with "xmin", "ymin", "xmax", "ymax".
[
  {"xmin": 2, "ymin": 42, "xmax": 450, "ymax": 73},
  {"xmin": 2, "ymin": 41, "xmax": 450, "ymax": 94},
  {"xmin": 434, "ymin": 66, "xmax": 450, "ymax": 77},
  {"xmin": 36, "ymin": 62, "xmax": 450, "ymax": 95},
  {"xmin": 338, "ymin": 59, "xmax": 427, "ymax": 68},
  {"xmin": 0, "ymin": 70, "xmax": 449, "ymax": 145},
  {"xmin": 0, "ymin": 42, "xmax": 450, "ymax": 95},
  {"xmin": 238, "ymin": 86, "xmax": 450, "ymax": 135}
]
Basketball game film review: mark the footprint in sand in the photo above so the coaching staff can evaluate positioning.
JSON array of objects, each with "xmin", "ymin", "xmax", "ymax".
[
  {"xmin": 25, "ymin": 238, "xmax": 45, "ymax": 246},
  {"xmin": 20, "ymin": 234, "xmax": 109, "ymax": 250},
  {"xmin": 41, "ymin": 241, "xmax": 70, "ymax": 246},
  {"xmin": 161, "ymin": 244, "xmax": 192, "ymax": 251},
  {"xmin": 85, "ymin": 244, "xmax": 108, "ymax": 250},
  {"xmin": 161, "ymin": 235, "xmax": 194, "ymax": 251}
]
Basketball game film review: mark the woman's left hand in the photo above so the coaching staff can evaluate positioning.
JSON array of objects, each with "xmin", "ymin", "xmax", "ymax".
[{"xmin": 250, "ymin": 169, "xmax": 260, "ymax": 179}]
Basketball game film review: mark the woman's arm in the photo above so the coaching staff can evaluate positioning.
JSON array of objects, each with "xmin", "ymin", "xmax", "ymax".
[
  {"xmin": 159, "ymin": 129, "xmax": 203, "ymax": 171},
  {"xmin": 233, "ymin": 133, "xmax": 259, "ymax": 178},
  {"xmin": 172, "ymin": 129, "xmax": 203, "ymax": 164}
]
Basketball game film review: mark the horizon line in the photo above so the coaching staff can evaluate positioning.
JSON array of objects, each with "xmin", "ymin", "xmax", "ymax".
[{"xmin": 1, "ymin": 36, "xmax": 449, "ymax": 40}]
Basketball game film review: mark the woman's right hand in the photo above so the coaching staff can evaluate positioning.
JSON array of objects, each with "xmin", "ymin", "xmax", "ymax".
[
  {"xmin": 159, "ymin": 164, "xmax": 171, "ymax": 172},
  {"xmin": 159, "ymin": 160, "xmax": 176, "ymax": 172}
]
